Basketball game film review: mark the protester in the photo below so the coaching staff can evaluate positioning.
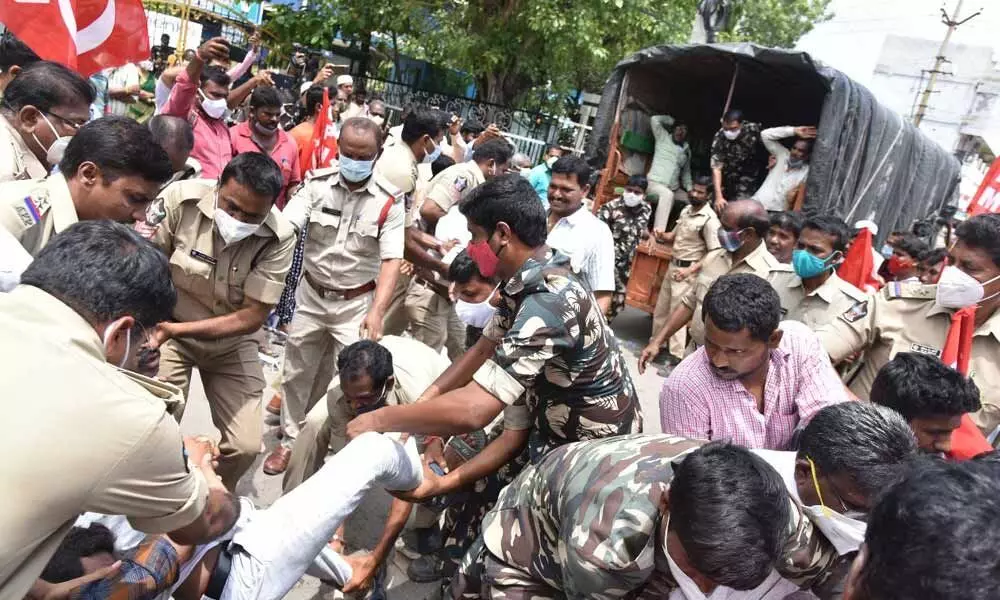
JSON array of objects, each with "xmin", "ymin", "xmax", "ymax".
[
  {"xmin": 640, "ymin": 199, "xmax": 790, "ymax": 370},
  {"xmin": 753, "ymin": 126, "xmax": 816, "ymax": 212},
  {"xmin": 546, "ymin": 155, "xmax": 616, "ymax": 315},
  {"xmin": 818, "ymin": 213, "xmax": 1000, "ymax": 432},
  {"xmin": 526, "ymin": 144, "xmax": 562, "ymax": 208},
  {"xmin": 0, "ymin": 116, "xmax": 173, "ymax": 264},
  {"xmin": 766, "ymin": 210, "xmax": 804, "ymax": 264},
  {"xmin": 0, "ymin": 61, "xmax": 92, "ymax": 182},
  {"xmin": 290, "ymin": 85, "xmax": 340, "ymax": 179},
  {"xmin": 843, "ymin": 459, "xmax": 1000, "ymax": 600},
  {"xmin": 650, "ymin": 174, "xmax": 721, "ymax": 361},
  {"xmin": 126, "ymin": 60, "xmax": 157, "ymax": 123},
  {"xmin": 597, "ymin": 174, "xmax": 653, "ymax": 320},
  {"xmin": 148, "ymin": 152, "xmax": 294, "ymax": 488},
  {"xmin": 646, "ymin": 112, "xmax": 692, "ymax": 231},
  {"xmin": 870, "ymin": 352, "xmax": 983, "ymax": 457},
  {"xmin": 0, "ymin": 221, "xmax": 239, "ymax": 599},
  {"xmin": 105, "ymin": 63, "xmax": 142, "ymax": 117},
  {"xmin": 336, "ymin": 74, "xmax": 354, "ymax": 101},
  {"xmin": 508, "ymin": 152, "xmax": 531, "ymax": 175},
  {"xmin": 265, "ymin": 117, "xmax": 403, "ymax": 475},
  {"xmin": 150, "ymin": 33, "xmax": 173, "ymax": 76},
  {"xmin": 230, "ymin": 86, "xmax": 301, "ymax": 208},
  {"xmin": 0, "ymin": 30, "xmax": 40, "ymax": 93},
  {"xmin": 147, "ymin": 114, "xmax": 197, "ymax": 176},
  {"xmin": 770, "ymin": 215, "xmax": 869, "ymax": 330},
  {"xmin": 449, "ymin": 249, "xmax": 501, "ymax": 347},
  {"xmin": 711, "ymin": 109, "xmax": 763, "ymax": 211},
  {"xmin": 918, "ymin": 247, "xmax": 948, "ymax": 284},
  {"xmin": 883, "ymin": 233, "xmax": 928, "ymax": 283},
  {"xmin": 660, "ymin": 273, "xmax": 847, "ymax": 448},
  {"xmin": 368, "ymin": 99, "xmax": 387, "ymax": 128}
]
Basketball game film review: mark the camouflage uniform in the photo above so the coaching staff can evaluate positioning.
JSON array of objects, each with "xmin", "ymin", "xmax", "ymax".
[
  {"xmin": 438, "ymin": 251, "xmax": 644, "ymax": 588},
  {"xmin": 450, "ymin": 437, "xmax": 846, "ymax": 600},
  {"xmin": 710, "ymin": 121, "xmax": 764, "ymax": 201},
  {"xmin": 597, "ymin": 197, "xmax": 653, "ymax": 321}
]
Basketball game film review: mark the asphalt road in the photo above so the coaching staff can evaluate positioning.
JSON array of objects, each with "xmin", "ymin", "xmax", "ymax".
[{"xmin": 178, "ymin": 306, "xmax": 667, "ymax": 600}]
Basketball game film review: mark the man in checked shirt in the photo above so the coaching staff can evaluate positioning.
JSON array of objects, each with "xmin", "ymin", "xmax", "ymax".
[{"xmin": 660, "ymin": 272, "xmax": 847, "ymax": 449}]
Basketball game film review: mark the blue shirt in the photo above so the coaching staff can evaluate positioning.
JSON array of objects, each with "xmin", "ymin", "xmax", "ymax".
[{"xmin": 527, "ymin": 163, "xmax": 551, "ymax": 209}]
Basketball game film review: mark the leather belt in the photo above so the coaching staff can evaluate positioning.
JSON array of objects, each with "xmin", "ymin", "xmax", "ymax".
[
  {"xmin": 204, "ymin": 542, "xmax": 235, "ymax": 600},
  {"xmin": 672, "ymin": 258, "xmax": 695, "ymax": 268},
  {"xmin": 304, "ymin": 272, "xmax": 376, "ymax": 300}
]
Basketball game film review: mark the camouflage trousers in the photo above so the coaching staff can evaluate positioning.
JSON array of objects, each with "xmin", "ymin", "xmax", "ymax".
[
  {"xmin": 607, "ymin": 263, "xmax": 630, "ymax": 322},
  {"xmin": 448, "ymin": 537, "xmax": 564, "ymax": 600}
]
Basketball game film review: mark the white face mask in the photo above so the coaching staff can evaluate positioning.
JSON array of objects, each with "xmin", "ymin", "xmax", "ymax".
[
  {"xmin": 623, "ymin": 191, "xmax": 643, "ymax": 207},
  {"xmin": 801, "ymin": 505, "xmax": 867, "ymax": 556},
  {"xmin": 199, "ymin": 90, "xmax": 228, "ymax": 120},
  {"xmin": 102, "ymin": 318, "xmax": 132, "ymax": 369},
  {"xmin": 455, "ymin": 287, "xmax": 498, "ymax": 328},
  {"xmin": 546, "ymin": 156, "xmax": 558, "ymax": 168},
  {"xmin": 935, "ymin": 265, "xmax": 1000, "ymax": 309},
  {"xmin": 722, "ymin": 128, "xmax": 741, "ymax": 141},
  {"xmin": 31, "ymin": 112, "xmax": 72, "ymax": 166},
  {"xmin": 214, "ymin": 196, "xmax": 262, "ymax": 245}
]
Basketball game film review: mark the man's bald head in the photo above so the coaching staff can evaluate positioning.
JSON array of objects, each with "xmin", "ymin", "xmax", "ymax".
[
  {"xmin": 340, "ymin": 116, "xmax": 383, "ymax": 149},
  {"xmin": 148, "ymin": 115, "xmax": 194, "ymax": 172},
  {"xmin": 723, "ymin": 199, "xmax": 770, "ymax": 238}
]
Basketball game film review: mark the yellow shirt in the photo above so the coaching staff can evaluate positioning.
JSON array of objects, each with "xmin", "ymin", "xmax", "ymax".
[{"xmin": 0, "ymin": 286, "xmax": 207, "ymax": 599}]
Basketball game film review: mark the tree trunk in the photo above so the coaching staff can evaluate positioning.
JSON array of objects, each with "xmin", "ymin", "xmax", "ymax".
[
  {"xmin": 356, "ymin": 30, "xmax": 373, "ymax": 78},
  {"xmin": 391, "ymin": 31, "xmax": 402, "ymax": 81}
]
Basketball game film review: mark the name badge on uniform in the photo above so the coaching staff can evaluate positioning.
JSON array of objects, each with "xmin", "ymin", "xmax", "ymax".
[
  {"xmin": 190, "ymin": 249, "xmax": 217, "ymax": 265},
  {"xmin": 910, "ymin": 343, "xmax": 941, "ymax": 357},
  {"xmin": 321, "ymin": 207, "xmax": 342, "ymax": 217}
]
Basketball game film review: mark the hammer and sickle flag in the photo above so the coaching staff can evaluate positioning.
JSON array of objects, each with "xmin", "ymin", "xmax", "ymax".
[{"xmin": 1, "ymin": 0, "xmax": 150, "ymax": 76}]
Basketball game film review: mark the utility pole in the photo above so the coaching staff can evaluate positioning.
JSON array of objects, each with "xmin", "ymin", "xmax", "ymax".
[{"xmin": 912, "ymin": 0, "xmax": 982, "ymax": 127}]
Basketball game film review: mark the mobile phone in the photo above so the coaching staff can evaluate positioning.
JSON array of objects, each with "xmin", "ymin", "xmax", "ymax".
[{"xmin": 429, "ymin": 462, "xmax": 446, "ymax": 476}]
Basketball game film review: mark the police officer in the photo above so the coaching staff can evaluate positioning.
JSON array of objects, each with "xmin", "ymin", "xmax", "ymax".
[
  {"xmin": 817, "ymin": 213, "xmax": 1000, "ymax": 433},
  {"xmin": 0, "ymin": 116, "xmax": 173, "ymax": 285},
  {"xmin": 148, "ymin": 152, "xmax": 295, "ymax": 489},
  {"xmin": 418, "ymin": 138, "xmax": 512, "ymax": 231},
  {"xmin": 770, "ymin": 214, "xmax": 868, "ymax": 330},
  {"xmin": 264, "ymin": 117, "xmax": 405, "ymax": 475},
  {"xmin": 650, "ymin": 174, "xmax": 721, "ymax": 359},
  {"xmin": 640, "ymin": 199, "xmax": 790, "ymax": 371},
  {"xmin": 0, "ymin": 61, "xmax": 92, "ymax": 183}
]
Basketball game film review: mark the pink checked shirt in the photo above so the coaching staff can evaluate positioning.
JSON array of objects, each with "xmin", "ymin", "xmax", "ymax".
[
  {"xmin": 659, "ymin": 320, "xmax": 847, "ymax": 449},
  {"xmin": 162, "ymin": 69, "xmax": 233, "ymax": 180},
  {"xmin": 230, "ymin": 121, "xmax": 301, "ymax": 209}
]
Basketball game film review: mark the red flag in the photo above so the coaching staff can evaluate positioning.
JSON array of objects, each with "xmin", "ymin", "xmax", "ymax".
[
  {"xmin": 940, "ymin": 306, "xmax": 992, "ymax": 460},
  {"xmin": 304, "ymin": 88, "xmax": 339, "ymax": 176},
  {"xmin": 967, "ymin": 159, "xmax": 1000, "ymax": 216},
  {"xmin": 0, "ymin": 0, "xmax": 150, "ymax": 76},
  {"xmin": 837, "ymin": 227, "xmax": 881, "ymax": 293}
]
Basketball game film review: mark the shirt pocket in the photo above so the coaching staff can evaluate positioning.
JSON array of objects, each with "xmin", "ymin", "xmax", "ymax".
[
  {"xmin": 346, "ymin": 220, "xmax": 380, "ymax": 257},
  {"xmin": 308, "ymin": 209, "xmax": 341, "ymax": 244},
  {"xmin": 169, "ymin": 249, "xmax": 214, "ymax": 298}
]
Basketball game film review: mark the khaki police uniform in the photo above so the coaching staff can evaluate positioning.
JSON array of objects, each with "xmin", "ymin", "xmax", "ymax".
[
  {"xmin": 425, "ymin": 160, "xmax": 486, "ymax": 214},
  {"xmin": 0, "ymin": 286, "xmax": 207, "ymax": 599},
  {"xmin": 278, "ymin": 166, "xmax": 404, "ymax": 449},
  {"xmin": 376, "ymin": 142, "xmax": 420, "ymax": 336},
  {"xmin": 0, "ymin": 173, "xmax": 78, "ymax": 257},
  {"xmin": 651, "ymin": 202, "xmax": 721, "ymax": 357},
  {"xmin": 817, "ymin": 282, "xmax": 1000, "ymax": 432},
  {"xmin": 680, "ymin": 242, "xmax": 791, "ymax": 349},
  {"xmin": 0, "ymin": 116, "xmax": 47, "ymax": 183},
  {"xmin": 153, "ymin": 179, "xmax": 295, "ymax": 488},
  {"xmin": 770, "ymin": 270, "xmax": 870, "ymax": 330}
]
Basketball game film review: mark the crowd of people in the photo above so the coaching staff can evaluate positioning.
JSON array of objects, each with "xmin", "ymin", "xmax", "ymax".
[{"xmin": 1, "ymin": 27, "xmax": 999, "ymax": 600}]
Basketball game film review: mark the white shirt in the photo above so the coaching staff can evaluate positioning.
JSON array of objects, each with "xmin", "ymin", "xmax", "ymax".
[
  {"xmin": 547, "ymin": 205, "xmax": 615, "ymax": 293},
  {"xmin": 753, "ymin": 126, "xmax": 809, "ymax": 212},
  {"xmin": 105, "ymin": 64, "xmax": 141, "ymax": 117}
]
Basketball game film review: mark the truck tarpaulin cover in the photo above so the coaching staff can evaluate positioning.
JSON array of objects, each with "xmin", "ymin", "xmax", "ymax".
[{"xmin": 588, "ymin": 43, "xmax": 960, "ymax": 241}]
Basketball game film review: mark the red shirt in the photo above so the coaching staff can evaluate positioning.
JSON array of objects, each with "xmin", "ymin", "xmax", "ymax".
[
  {"xmin": 230, "ymin": 121, "xmax": 302, "ymax": 209},
  {"xmin": 161, "ymin": 69, "xmax": 233, "ymax": 180}
]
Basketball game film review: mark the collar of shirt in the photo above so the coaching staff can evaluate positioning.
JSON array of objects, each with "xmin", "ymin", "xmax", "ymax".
[
  {"xmin": 47, "ymin": 172, "xmax": 79, "ymax": 234},
  {"xmin": 685, "ymin": 202, "xmax": 714, "ymax": 219},
  {"xmin": 1, "ymin": 116, "xmax": 47, "ymax": 179},
  {"xmin": 231, "ymin": 120, "xmax": 294, "ymax": 156},
  {"xmin": 501, "ymin": 248, "xmax": 569, "ymax": 298},
  {"xmin": 552, "ymin": 204, "xmax": 591, "ymax": 228},
  {"xmin": 196, "ymin": 192, "xmax": 282, "ymax": 239},
  {"xmin": 733, "ymin": 241, "xmax": 778, "ymax": 274},
  {"xmin": 330, "ymin": 169, "xmax": 382, "ymax": 196},
  {"xmin": 792, "ymin": 271, "xmax": 843, "ymax": 304},
  {"xmin": 6, "ymin": 285, "xmax": 104, "ymax": 361}
]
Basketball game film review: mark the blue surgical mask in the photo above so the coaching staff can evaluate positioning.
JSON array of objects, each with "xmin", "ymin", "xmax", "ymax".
[
  {"xmin": 793, "ymin": 249, "xmax": 839, "ymax": 279},
  {"xmin": 339, "ymin": 155, "xmax": 375, "ymax": 183},
  {"xmin": 880, "ymin": 244, "xmax": 894, "ymax": 259},
  {"xmin": 717, "ymin": 227, "xmax": 746, "ymax": 252},
  {"xmin": 423, "ymin": 138, "xmax": 443, "ymax": 164}
]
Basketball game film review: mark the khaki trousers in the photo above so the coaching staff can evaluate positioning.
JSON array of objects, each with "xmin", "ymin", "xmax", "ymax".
[
  {"xmin": 651, "ymin": 262, "xmax": 695, "ymax": 358},
  {"xmin": 405, "ymin": 280, "xmax": 467, "ymax": 360},
  {"xmin": 159, "ymin": 335, "xmax": 265, "ymax": 489},
  {"xmin": 279, "ymin": 278, "xmax": 372, "ymax": 449},
  {"xmin": 381, "ymin": 272, "xmax": 412, "ymax": 336}
]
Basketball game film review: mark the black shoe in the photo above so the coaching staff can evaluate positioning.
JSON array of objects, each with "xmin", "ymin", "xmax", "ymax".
[
  {"xmin": 407, "ymin": 555, "xmax": 456, "ymax": 583},
  {"xmin": 366, "ymin": 560, "xmax": 388, "ymax": 600},
  {"xmin": 399, "ymin": 527, "xmax": 442, "ymax": 560}
]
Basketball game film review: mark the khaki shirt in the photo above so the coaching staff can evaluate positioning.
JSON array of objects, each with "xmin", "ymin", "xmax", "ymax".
[
  {"xmin": 424, "ymin": 160, "xmax": 485, "ymax": 213},
  {"xmin": 0, "ymin": 173, "xmax": 78, "ymax": 257},
  {"xmin": 283, "ymin": 166, "xmax": 404, "ymax": 289},
  {"xmin": 0, "ymin": 287, "xmax": 207, "ymax": 599},
  {"xmin": 681, "ymin": 243, "xmax": 792, "ymax": 346},
  {"xmin": 670, "ymin": 202, "xmax": 721, "ymax": 261},
  {"xmin": 375, "ymin": 142, "xmax": 418, "ymax": 196},
  {"xmin": 771, "ymin": 271, "xmax": 869, "ymax": 330},
  {"xmin": 153, "ymin": 179, "xmax": 296, "ymax": 323},
  {"xmin": 816, "ymin": 283, "xmax": 1000, "ymax": 431},
  {"xmin": 0, "ymin": 116, "xmax": 46, "ymax": 183}
]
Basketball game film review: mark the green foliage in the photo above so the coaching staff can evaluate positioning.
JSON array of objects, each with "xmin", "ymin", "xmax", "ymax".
[{"xmin": 717, "ymin": 0, "xmax": 833, "ymax": 49}]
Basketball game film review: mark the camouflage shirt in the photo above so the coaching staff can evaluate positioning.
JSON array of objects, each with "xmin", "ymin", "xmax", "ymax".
[
  {"xmin": 597, "ymin": 197, "xmax": 653, "ymax": 319},
  {"xmin": 476, "ymin": 250, "xmax": 642, "ymax": 461},
  {"xmin": 710, "ymin": 121, "xmax": 764, "ymax": 200}
]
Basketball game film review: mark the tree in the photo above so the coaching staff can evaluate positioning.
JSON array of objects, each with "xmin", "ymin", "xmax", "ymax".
[{"xmin": 717, "ymin": 0, "xmax": 832, "ymax": 48}]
